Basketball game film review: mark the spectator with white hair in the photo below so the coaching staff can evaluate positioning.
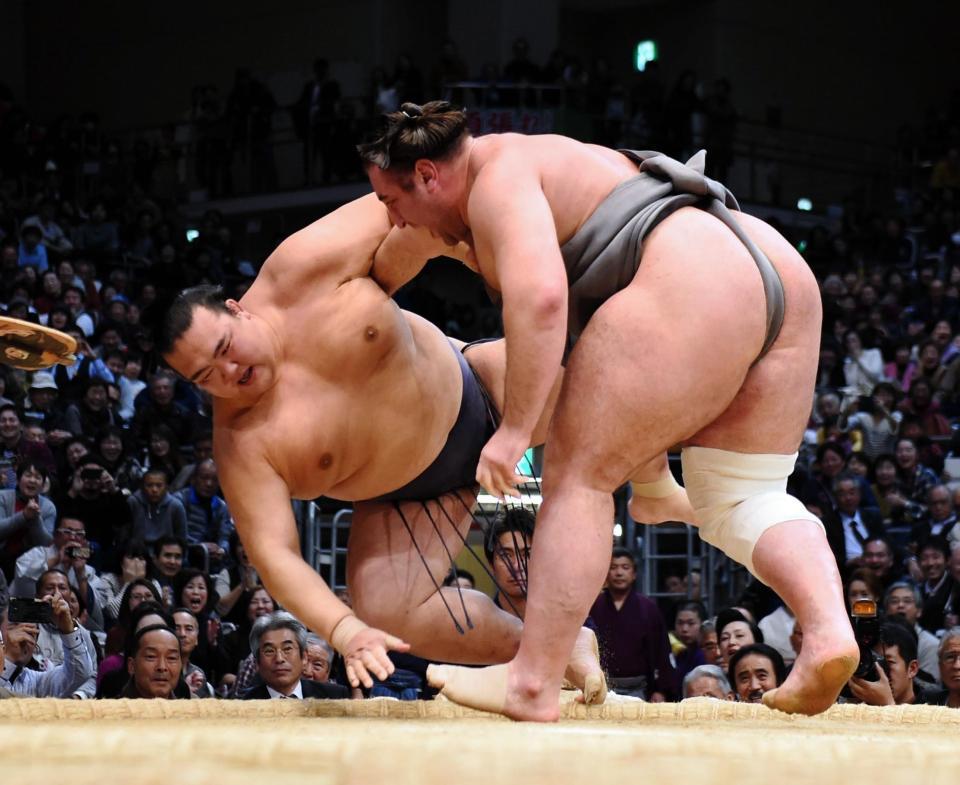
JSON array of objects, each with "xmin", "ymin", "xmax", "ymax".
[
  {"xmin": 240, "ymin": 610, "xmax": 348, "ymax": 699},
  {"xmin": 923, "ymin": 628, "xmax": 960, "ymax": 707},
  {"xmin": 302, "ymin": 633, "xmax": 335, "ymax": 684},
  {"xmin": 681, "ymin": 664, "xmax": 734, "ymax": 700}
]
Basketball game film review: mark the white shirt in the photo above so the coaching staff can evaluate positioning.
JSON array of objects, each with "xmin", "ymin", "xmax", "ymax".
[
  {"xmin": 266, "ymin": 680, "xmax": 304, "ymax": 699},
  {"xmin": 840, "ymin": 511, "xmax": 870, "ymax": 561},
  {"xmin": 758, "ymin": 606, "xmax": 798, "ymax": 665},
  {"xmin": 0, "ymin": 628, "xmax": 93, "ymax": 697}
]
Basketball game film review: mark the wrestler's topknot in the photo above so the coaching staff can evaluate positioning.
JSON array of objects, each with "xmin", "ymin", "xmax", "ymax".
[{"xmin": 357, "ymin": 100, "xmax": 469, "ymax": 171}]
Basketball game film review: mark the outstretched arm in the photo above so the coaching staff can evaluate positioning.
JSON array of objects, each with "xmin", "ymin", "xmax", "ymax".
[
  {"xmin": 218, "ymin": 448, "xmax": 409, "ymax": 688},
  {"xmin": 468, "ymin": 163, "xmax": 568, "ymax": 497}
]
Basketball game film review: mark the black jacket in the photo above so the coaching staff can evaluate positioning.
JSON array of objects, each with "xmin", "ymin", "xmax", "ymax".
[{"xmin": 240, "ymin": 678, "xmax": 349, "ymax": 700}]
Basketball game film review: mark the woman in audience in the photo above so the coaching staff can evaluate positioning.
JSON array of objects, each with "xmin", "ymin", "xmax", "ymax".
[
  {"xmin": 95, "ymin": 425, "xmax": 143, "ymax": 493},
  {"xmin": 173, "ymin": 567, "xmax": 220, "ymax": 677},
  {"xmin": 141, "ymin": 424, "xmax": 183, "ymax": 481}
]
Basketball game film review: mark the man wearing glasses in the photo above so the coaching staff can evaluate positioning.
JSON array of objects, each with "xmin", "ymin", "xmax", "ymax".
[
  {"xmin": 14, "ymin": 515, "xmax": 107, "ymax": 632},
  {"xmin": 241, "ymin": 611, "xmax": 348, "ymax": 700}
]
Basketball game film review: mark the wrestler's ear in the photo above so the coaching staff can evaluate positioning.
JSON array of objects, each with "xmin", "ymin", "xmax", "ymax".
[
  {"xmin": 414, "ymin": 159, "xmax": 440, "ymax": 191},
  {"xmin": 224, "ymin": 299, "xmax": 248, "ymax": 318}
]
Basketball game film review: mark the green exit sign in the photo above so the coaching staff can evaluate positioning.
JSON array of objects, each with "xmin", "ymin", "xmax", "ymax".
[{"xmin": 635, "ymin": 40, "xmax": 658, "ymax": 71}]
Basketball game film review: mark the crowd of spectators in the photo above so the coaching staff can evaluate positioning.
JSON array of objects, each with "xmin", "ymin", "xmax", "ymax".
[{"xmin": 1, "ymin": 46, "xmax": 959, "ymax": 705}]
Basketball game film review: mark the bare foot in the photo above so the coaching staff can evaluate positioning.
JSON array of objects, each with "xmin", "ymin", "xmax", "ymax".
[
  {"xmin": 762, "ymin": 627, "xmax": 858, "ymax": 715},
  {"xmin": 629, "ymin": 487, "xmax": 697, "ymax": 525},
  {"xmin": 563, "ymin": 627, "xmax": 607, "ymax": 705},
  {"xmin": 427, "ymin": 661, "xmax": 561, "ymax": 721}
]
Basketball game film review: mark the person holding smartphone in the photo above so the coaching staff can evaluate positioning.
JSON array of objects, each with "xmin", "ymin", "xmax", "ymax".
[{"xmin": 0, "ymin": 588, "xmax": 95, "ymax": 697}]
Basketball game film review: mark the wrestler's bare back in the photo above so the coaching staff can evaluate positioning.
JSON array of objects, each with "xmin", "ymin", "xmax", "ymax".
[
  {"xmin": 460, "ymin": 133, "xmax": 822, "ymax": 453},
  {"xmin": 215, "ymin": 194, "xmax": 463, "ymax": 503}
]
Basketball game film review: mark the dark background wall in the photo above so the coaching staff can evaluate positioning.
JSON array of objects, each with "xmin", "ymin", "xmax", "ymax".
[{"xmin": 8, "ymin": 0, "xmax": 957, "ymax": 145}]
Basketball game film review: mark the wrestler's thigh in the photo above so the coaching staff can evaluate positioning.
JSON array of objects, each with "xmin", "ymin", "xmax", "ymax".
[
  {"xmin": 347, "ymin": 490, "xmax": 477, "ymax": 621},
  {"xmin": 545, "ymin": 238, "xmax": 766, "ymax": 490}
]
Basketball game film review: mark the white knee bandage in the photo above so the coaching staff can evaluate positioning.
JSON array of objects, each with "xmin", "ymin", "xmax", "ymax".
[{"xmin": 680, "ymin": 446, "xmax": 823, "ymax": 578}]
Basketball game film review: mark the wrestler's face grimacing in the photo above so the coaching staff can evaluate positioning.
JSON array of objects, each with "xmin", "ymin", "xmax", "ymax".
[
  {"xmin": 165, "ymin": 301, "xmax": 275, "ymax": 400},
  {"xmin": 367, "ymin": 162, "xmax": 467, "ymax": 246}
]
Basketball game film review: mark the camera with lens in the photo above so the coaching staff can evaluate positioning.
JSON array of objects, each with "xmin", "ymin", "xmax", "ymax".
[
  {"xmin": 851, "ymin": 599, "xmax": 887, "ymax": 682},
  {"xmin": 67, "ymin": 545, "xmax": 91, "ymax": 560},
  {"xmin": 80, "ymin": 467, "xmax": 102, "ymax": 482},
  {"xmin": 902, "ymin": 500, "xmax": 927, "ymax": 523}
]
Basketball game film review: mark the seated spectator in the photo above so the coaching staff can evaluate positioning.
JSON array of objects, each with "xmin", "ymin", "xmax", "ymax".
[
  {"xmin": 484, "ymin": 506, "xmax": 534, "ymax": 619},
  {"xmin": 22, "ymin": 199, "xmax": 73, "ymax": 257},
  {"xmin": 95, "ymin": 425, "xmax": 143, "ymax": 493},
  {"xmin": 0, "ymin": 461, "xmax": 56, "ymax": 580},
  {"xmin": 727, "ymin": 643, "xmax": 786, "ymax": 704},
  {"xmin": 132, "ymin": 371, "xmax": 195, "ymax": 449},
  {"xmin": 140, "ymin": 425, "xmax": 184, "ymax": 486},
  {"xmin": 0, "ymin": 590, "xmax": 94, "ymax": 697},
  {"xmin": 917, "ymin": 537, "xmax": 954, "ymax": 633},
  {"xmin": 894, "ymin": 436, "xmax": 939, "ymax": 514},
  {"xmin": 97, "ymin": 599, "xmax": 173, "ymax": 697},
  {"xmin": 127, "ymin": 468, "xmax": 187, "ymax": 546},
  {"xmin": 589, "ymin": 547, "xmax": 675, "ymax": 700},
  {"xmin": 31, "ymin": 568, "xmax": 99, "ymax": 698},
  {"xmin": 681, "ymin": 663, "xmax": 734, "ymax": 700},
  {"xmin": 716, "ymin": 607, "xmax": 763, "ymax": 670},
  {"xmin": 672, "ymin": 601, "xmax": 707, "ymax": 689},
  {"xmin": 57, "ymin": 455, "xmax": 131, "ymax": 571},
  {"xmin": 699, "ymin": 620, "xmax": 720, "ymax": 666},
  {"xmin": 63, "ymin": 378, "xmax": 115, "ymax": 440},
  {"xmin": 122, "ymin": 623, "xmax": 189, "ymax": 699},
  {"xmin": 861, "ymin": 537, "xmax": 907, "ymax": 592},
  {"xmin": 173, "ymin": 607, "xmax": 214, "ymax": 698},
  {"xmin": 840, "ymin": 382, "xmax": 901, "ymax": 460},
  {"xmin": 911, "ymin": 485, "xmax": 958, "ymax": 553},
  {"xmin": 1, "ymin": 404, "xmax": 56, "ymax": 489},
  {"xmin": 21, "ymin": 372, "xmax": 70, "ymax": 440},
  {"xmin": 74, "ymin": 199, "xmax": 119, "ymax": 258},
  {"xmin": 215, "ymin": 530, "xmax": 259, "ymax": 617},
  {"xmin": 149, "ymin": 536, "xmax": 185, "ymax": 606},
  {"xmin": 218, "ymin": 585, "xmax": 276, "ymax": 693},
  {"xmin": 15, "ymin": 514, "xmax": 106, "ymax": 632},
  {"xmin": 117, "ymin": 353, "xmax": 146, "ymax": 423},
  {"xmin": 848, "ymin": 620, "xmax": 936, "ymax": 706},
  {"xmin": 842, "ymin": 329, "xmax": 887, "ymax": 398},
  {"xmin": 175, "ymin": 459, "xmax": 232, "ymax": 568},
  {"xmin": 302, "ymin": 633, "xmax": 335, "ymax": 683},
  {"xmin": 870, "ymin": 453, "xmax": 904, "ymax": 522},
  {"xmin": 172, "ymin": 568, "xmax": 219, "ymax": 677},
  {"xmin": 240, "ymin": 611, "xmax": 348, "ymax": 700},
  {"xmin": 899, "ymin": 377, "xmax": 952, "ymax": 438},
  {"xmin": 18, "ymin": 223, "xmax": 48, "ymax": 273},
  {"xmin": 100, "ymin": 540, "xmax": 154, "ymax": 622},
  {"xmin": 883, "ymin": 581, "xmax": 940, "ymax": 680},
  {"xmin": 171, "ymin": 430, "xmax": 213, "ymax": 491},
  {"xmin": 826, "ymin": 472, "xmax": 885, "ymax": 572},
  {"xmin": 923, "ymin": 628, "xmax": 960, "ymax": 707}
]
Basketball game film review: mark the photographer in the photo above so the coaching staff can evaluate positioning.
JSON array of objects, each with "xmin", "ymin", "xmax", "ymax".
[
  {"xmin": 57, "ymin": 456, "xmax": 131, "ymax": 571},
  {"xmin": 848, "ymin": 620, "xmax": 937, "ymax": 706},
  {"xmin": 0, "ymin": 588, "xmax": 95, "ymax": 697},
  {"xmin": 14, "ymin": 514, "xmax": 106, "ymax": 632}
]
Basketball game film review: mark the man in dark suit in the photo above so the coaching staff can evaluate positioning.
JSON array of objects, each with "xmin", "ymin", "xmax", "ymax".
[
  {"xmin": 826, "ymin": 472, "xmax": 885, "ymax": 574},
  {"xmin": 910, "ymin": 485, "xmax": 958, "ymax": 553},
  {"xmin": 240, "ymin": 610, "xmax": 349, "ymax": 700}
]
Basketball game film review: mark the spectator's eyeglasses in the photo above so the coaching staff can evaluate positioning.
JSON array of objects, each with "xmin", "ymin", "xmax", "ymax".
[
  {"xmin": 940, "ymin": 652, "xmax": 960, "ymax": 665},
  {"xmin": 56, "ymin": 528, "xmax": 86, "ymax": 538},
  {"xmin": 260, "ymin": 643, "xmax": 298, "ymax": 660}
]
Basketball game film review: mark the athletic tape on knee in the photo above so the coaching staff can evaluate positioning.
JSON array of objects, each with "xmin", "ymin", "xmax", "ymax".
[
  {"xmin": 631, "ymin": 473, "xmax": 682, "ymax": 499},
  {"xmin": 681, "ymin": 447, "xmax": 823, "ymax": 578}
]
